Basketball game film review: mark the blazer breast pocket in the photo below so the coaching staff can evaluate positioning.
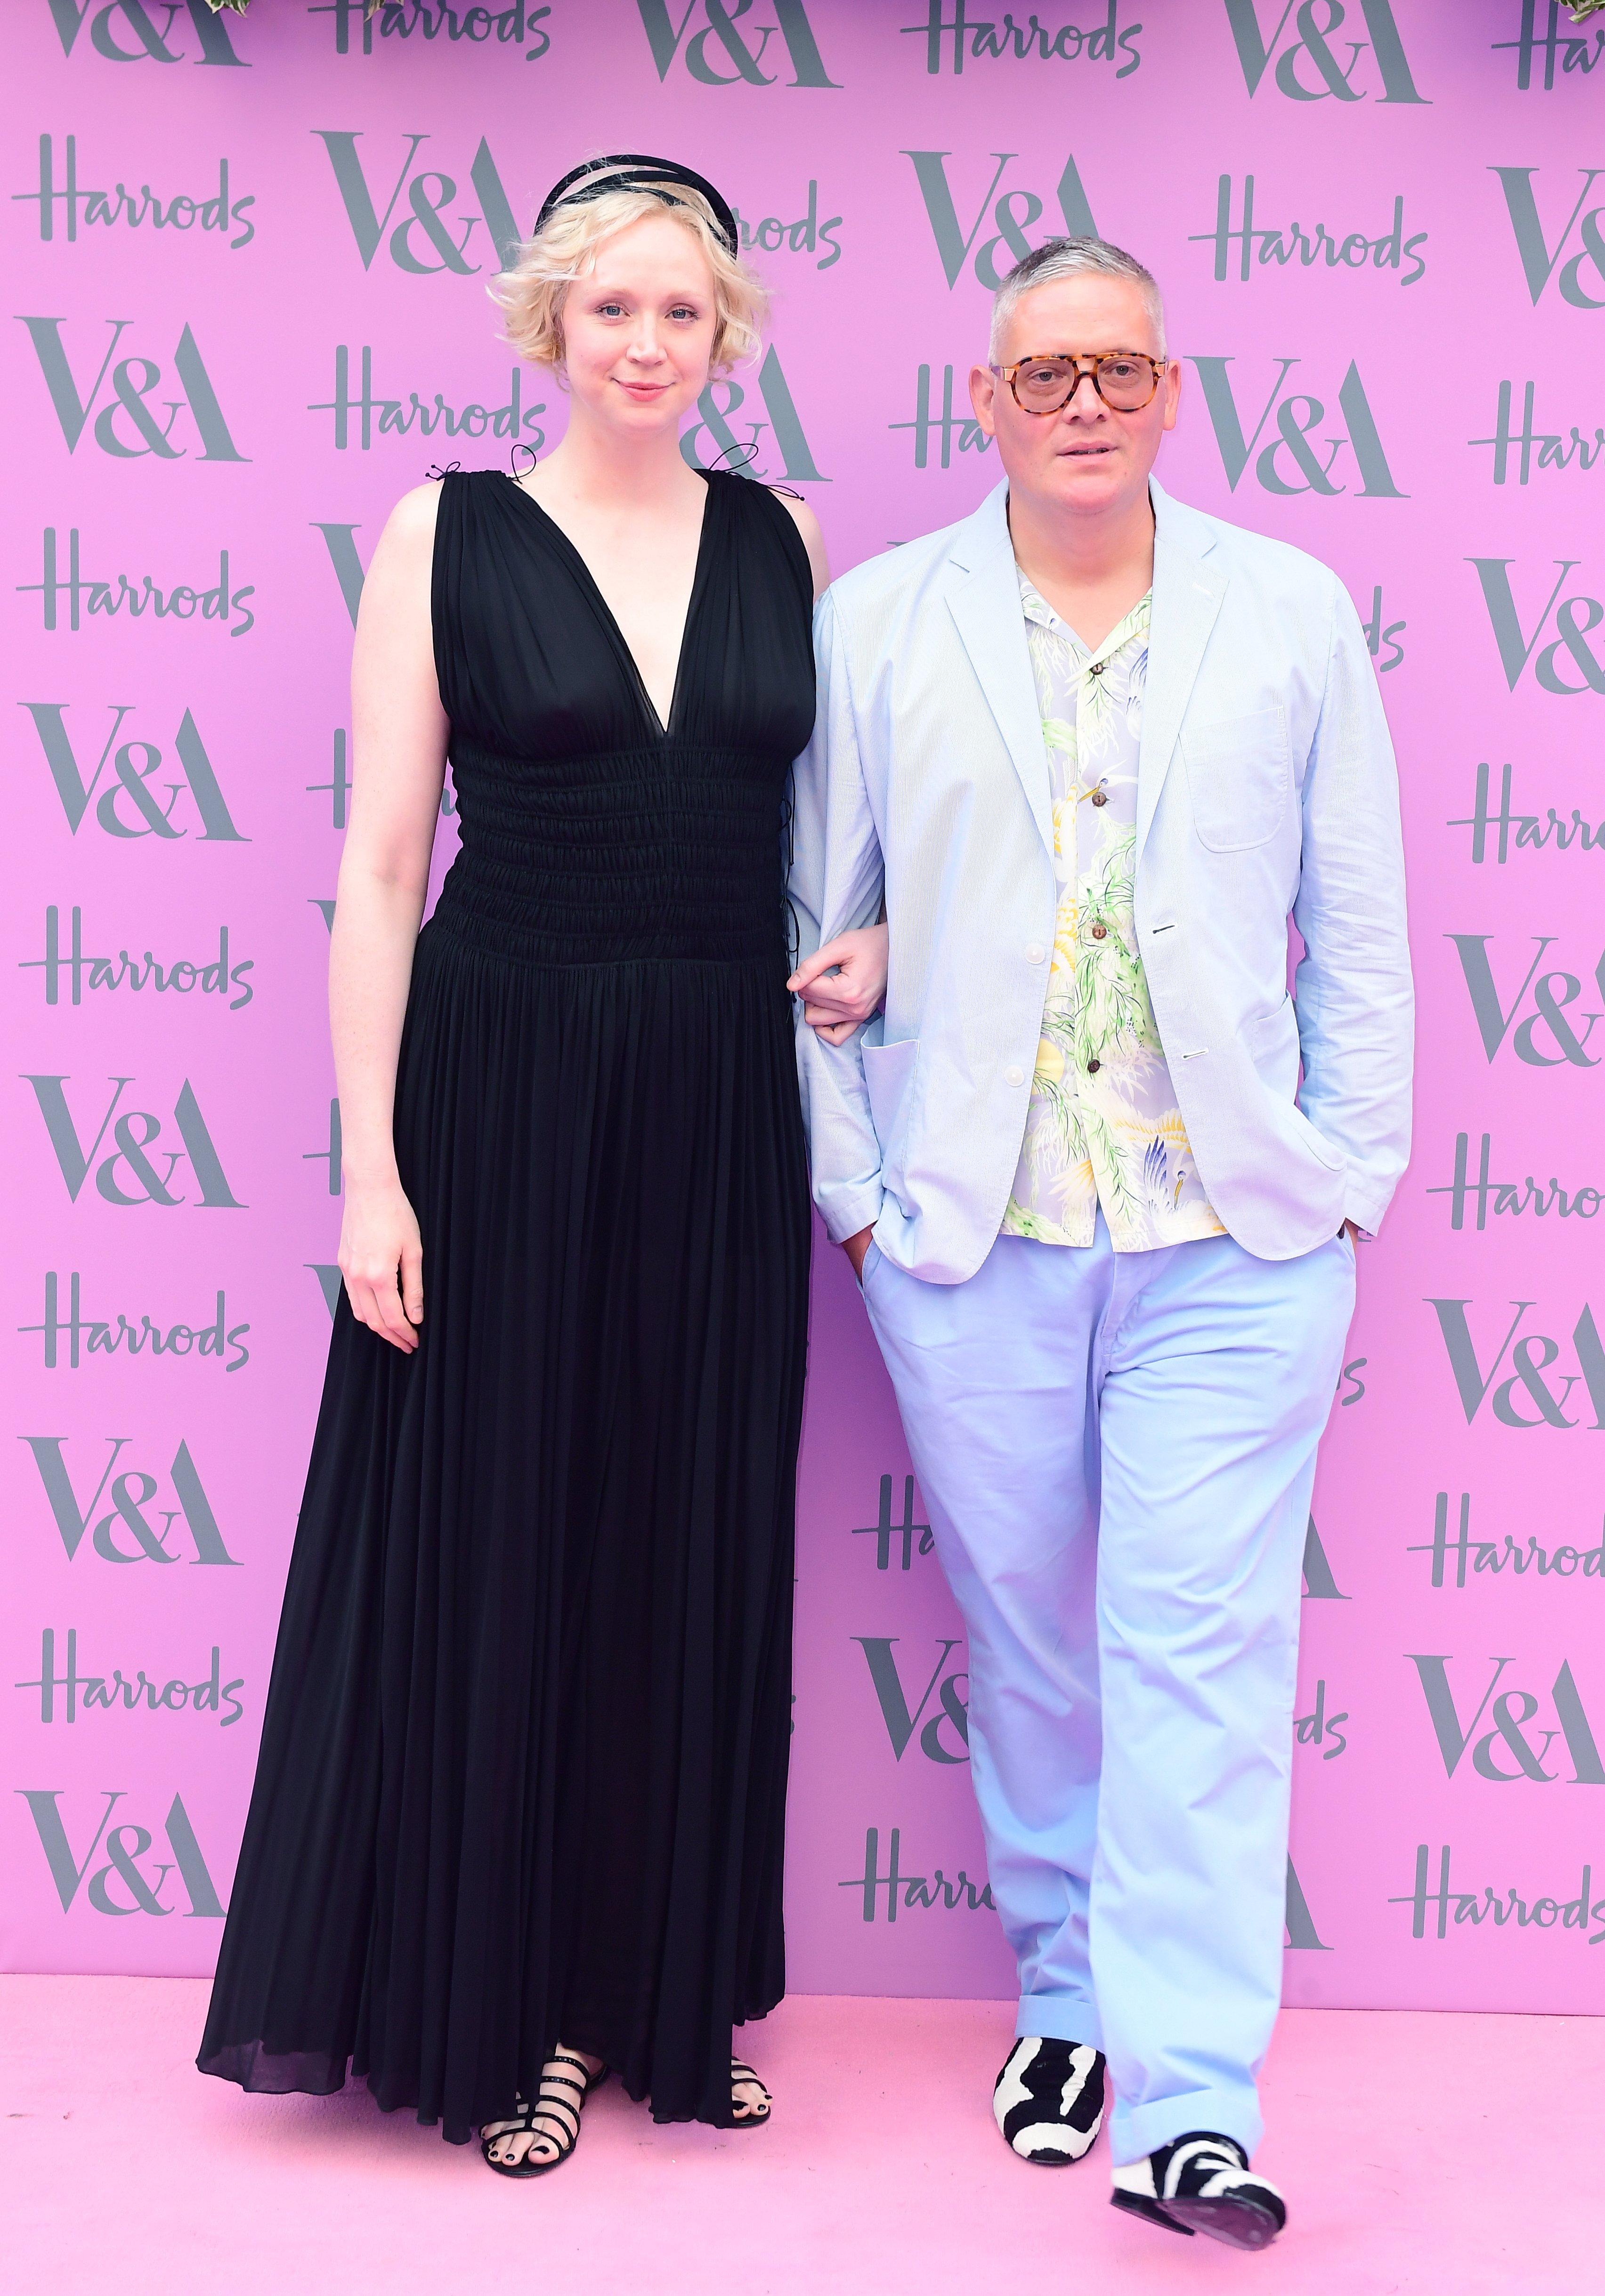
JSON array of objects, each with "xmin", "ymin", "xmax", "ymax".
[{"xmin": 1181, "ymin": 707, "xmax": 1291, "ymax": 854}]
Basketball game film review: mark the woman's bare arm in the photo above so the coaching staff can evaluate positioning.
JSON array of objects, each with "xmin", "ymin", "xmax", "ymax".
[
  {"xmin": 330, "ymin": 483, "xmax": 448, "ymax": 1350},
  {"xmin": 772, "ymin": 489, "xmax": 829, "ymax": 602}
]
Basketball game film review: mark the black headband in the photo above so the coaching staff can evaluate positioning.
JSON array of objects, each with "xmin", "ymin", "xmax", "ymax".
[{"xmin": 534, "ymin": 154, "xmax": 740, "ymax": 261}]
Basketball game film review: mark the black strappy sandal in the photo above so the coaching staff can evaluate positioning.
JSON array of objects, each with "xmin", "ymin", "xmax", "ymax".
[
  {"xmin": 480, "ymin": 2050, "xmax": 610, "ymax": 2178},
  {"xmin": 729, "ymin": 2055, "xmax": 771, "ymax": 2129}
]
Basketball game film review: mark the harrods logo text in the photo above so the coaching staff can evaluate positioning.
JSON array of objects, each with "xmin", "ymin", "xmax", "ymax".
[
  {"xmin": 730, "ymin": 183, "xmax": 841, "ymax": 269},
  {"xmin": 17, "ymin": 1629, "xmax": 245, "ymax": 1725},
  {"xmin": 840, "ymin": 1827, "xmax": 995, "ymax": 1923},
  {"xmin": 900, "ymin": 1, "xmax": 1142, "ymax": 77},
  {"xmin": 310, "ymin": 1, "xmax": 551, "ymax": 58},
  {"xmin": 16, "ymin": 137, "xmax": 254, "ymax": 246},
  {"xmin": 21, "ymin": 909, "xmax": 253, "ymax": 1008},
  {"xmin": 1192, "ymin": 175, "xmax": 1425, "ymax": 286},
  {"xmin": 889, "ymin": 365, "xmax": 995, "ymax": 471},
  {"xmin": 1428, "ymin": 1133, "xmax": 1602, "ymax": 1230},
  {"xmin": 1391, "ymin": 1845, "xmax": 1605, "ymax": 1941},
  {"xmin": 1449, "ymin": 763, "xmax": 1605, "ymax": 865},
  {"xmin": 1494, "ymin": 0, "xmax": 1605, "ymax": 89},
  {"xmin": 20, "ymin": 529, "xmax": 255, "ymax": 638},
  {"xmin": 21, "ymin": 1272, "xmax": 251, "ymax": 1372},
  {"xmin": 851, "ymin": 1475, "xmax": 933, "ymax": 1572},
  {"xmin": 310, "ymin": 347, "xmax": 546, "ymax": 453},
  {"xmin": 1295, "ymin": 1679, "xmax": 1346, "ymax": 1760},
  {"xmin": 1409, "ymin": 1492, "xmax": 1605, "ymax": 1590},
  {"xmin": 1472, "ymin": 383, "xmax": 1604, "ymax": 485}
]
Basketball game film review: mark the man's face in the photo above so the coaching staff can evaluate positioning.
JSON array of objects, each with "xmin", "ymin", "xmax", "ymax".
[{"xmin": 970, "ymin": 275, "xmax": 1181, "ymax": 518}]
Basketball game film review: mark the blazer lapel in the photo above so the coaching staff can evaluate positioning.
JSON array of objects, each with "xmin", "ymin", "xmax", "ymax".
[
  {"xmin": 1137, "ymin": 480, "xmax": 1225, "ymax": 861},
  {"xmin": 945, "ymin": 487, "xmax": 1054, "ymax": 857}
]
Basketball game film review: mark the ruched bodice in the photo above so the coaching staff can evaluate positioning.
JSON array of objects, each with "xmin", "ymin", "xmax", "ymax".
[
  {"xmin": 433, "ymin": 736, "xmax": 794, "ymax": 966},
  {"xmin": 429, "ymin": 469, "xmax": 814, "ymax": 965},
  {"xmin": 200, "ymin": 461, "xmax": 815, "ymax": 2141}
]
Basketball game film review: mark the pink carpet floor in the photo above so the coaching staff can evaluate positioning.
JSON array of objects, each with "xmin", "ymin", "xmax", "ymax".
[{"xmin": 2, "ymin": 1979, "xmax": 1596, "ymax": 2294}]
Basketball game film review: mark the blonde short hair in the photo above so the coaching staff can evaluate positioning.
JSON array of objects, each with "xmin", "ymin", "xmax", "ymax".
[{"xmin": 492, "ymin": 183, "xmax": 767, "ymax": 375}]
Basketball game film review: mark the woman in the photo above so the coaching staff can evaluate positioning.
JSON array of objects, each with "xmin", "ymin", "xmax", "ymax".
[{"xmin": 198, "ymin": 155, "xmax": 884, "ymax": 2174}]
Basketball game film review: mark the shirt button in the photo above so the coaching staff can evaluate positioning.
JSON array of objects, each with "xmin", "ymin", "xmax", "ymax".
[
  {"xmin": 1086, "ymin": 1058, "xmax": 1102, "ymax": 1074},
  {"xmin": 1090, "ymin": 791, "xmax": 1108, "ymax": 807},
  {"xmin": 1004, "ymin": 1065, "xmax": 1025, "ymax": 1088},
  {"xmin": 1025, "ymin": 941, "xmax": 1045, "ymax": 964},
  {"xmin": 1090, "ymin": 924, "xmax": 1107, "ymax": 940}
]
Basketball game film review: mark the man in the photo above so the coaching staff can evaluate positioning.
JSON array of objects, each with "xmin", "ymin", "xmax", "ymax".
[{"xmin": 788, "ymin": 238, "xmax": 1411, "ymax": 2251}]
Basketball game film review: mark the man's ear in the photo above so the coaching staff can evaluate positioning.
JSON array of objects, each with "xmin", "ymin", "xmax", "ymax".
[{"xmin": 969, "ymin": 363, "xmax": 999, "ymax": 437}]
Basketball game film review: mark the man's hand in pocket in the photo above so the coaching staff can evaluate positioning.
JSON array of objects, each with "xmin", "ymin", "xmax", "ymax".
[{"xmin": 843, "ymin": 1227, "xmax": 874, "ymax": 1284}]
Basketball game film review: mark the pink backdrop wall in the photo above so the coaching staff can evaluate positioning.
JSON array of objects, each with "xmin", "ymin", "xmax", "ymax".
[{"xmin": 5, "ymin": 0, "xmax": 1605, "ymax": 2016}]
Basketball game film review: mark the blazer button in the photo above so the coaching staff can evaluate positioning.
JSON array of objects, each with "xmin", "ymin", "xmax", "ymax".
[
  {"xmin": 1090, "ymin": 790, "xmax": 1108, "ymax": 807},
  {"xmin": 1090, "ymin": 924, "xmax": 1107, "ymax": 940},
  {"xmin": 1004, "ymin": 1065, "xmax": 1025, "ymax": 1088},
  {"xmin": 1025, "ymin": 942, "xmax": 1046, "ymax": 964},
  {"xmin": 1086, "ymin": 1058, "xmax": 1102, "ymax": 1074}
]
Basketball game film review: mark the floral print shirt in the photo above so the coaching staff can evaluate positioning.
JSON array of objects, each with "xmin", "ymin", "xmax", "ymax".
[{"xmin": 1000, "ymin": 571, "xmax": 1225, "ymax": 1253}]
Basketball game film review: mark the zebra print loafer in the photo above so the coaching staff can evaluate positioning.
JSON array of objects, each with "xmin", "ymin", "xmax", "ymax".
[
  {"xmin": 992, "ymin": 2036, "xmax": 1106, "ymax": 2164},
  {"xmin": 1111, "ymin": 2132, "xmax": 1286, "ymax": 2249}
]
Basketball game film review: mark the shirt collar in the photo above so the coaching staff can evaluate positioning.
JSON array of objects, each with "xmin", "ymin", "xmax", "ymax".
[{"xmin": 1016, "ymin": 565, "xmax": 1152, "ymax": 670}]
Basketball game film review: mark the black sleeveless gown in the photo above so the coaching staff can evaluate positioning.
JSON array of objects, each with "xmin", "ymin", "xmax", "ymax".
[{"xmin": 199, "ymin": 468, "xmax": 814, "ymax": 2139}]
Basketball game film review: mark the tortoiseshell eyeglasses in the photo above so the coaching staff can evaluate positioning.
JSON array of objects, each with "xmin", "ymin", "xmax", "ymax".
[{"xmin": 989, "ymin": 352, "xmax": 1170, "ymax": 415}]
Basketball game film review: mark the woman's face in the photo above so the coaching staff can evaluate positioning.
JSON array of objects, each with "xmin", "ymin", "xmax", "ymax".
[{"xmin": 560, "ymin": 211, "xmax": 719, "ymax": 436}]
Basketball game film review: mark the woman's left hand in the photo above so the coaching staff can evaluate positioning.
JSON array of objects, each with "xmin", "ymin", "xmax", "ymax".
[{"xmin": 789, "ymin": 924, "xmax": 888, "ymax": 1046}]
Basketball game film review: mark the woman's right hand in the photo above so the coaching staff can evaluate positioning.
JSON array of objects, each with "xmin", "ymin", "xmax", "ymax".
[
  {"xmin": 339, "ymin": 1178, "xmax": 424, "ymax": 1351},
  {"xmin": 788, "ymin": 923, "xmax": 889, "ymax": 1046}
]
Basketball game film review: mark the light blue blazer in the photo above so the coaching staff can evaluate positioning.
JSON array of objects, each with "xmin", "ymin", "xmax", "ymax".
[{"xmin": 789, "ymin": 478, "xmax": 1414, "ymax": 1280}]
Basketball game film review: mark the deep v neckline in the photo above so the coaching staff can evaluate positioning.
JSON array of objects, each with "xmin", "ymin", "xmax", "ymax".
[{"xmin": 506, "ymin": 472, "xmax": 715, "ymax": 741}]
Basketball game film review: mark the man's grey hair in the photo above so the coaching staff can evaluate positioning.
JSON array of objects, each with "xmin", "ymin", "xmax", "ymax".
[{"xmin": 989, "ymin": 236, "xmax": 1167, "ymax": 361}]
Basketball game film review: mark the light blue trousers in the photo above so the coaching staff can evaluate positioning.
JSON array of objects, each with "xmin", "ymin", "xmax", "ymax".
[{"xmin": 861, "ymin": 1217, "xmax": 1355, "ymax": 2164}]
